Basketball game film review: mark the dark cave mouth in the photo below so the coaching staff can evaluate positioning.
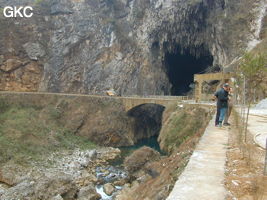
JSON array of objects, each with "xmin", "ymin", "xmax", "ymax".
[
  {"xmin": 127, "ymin": 103, "xmax": 165, "ymax": 144},
  {"xmin": 164, "ymin": 46, "xmax": 214, "ymax": 96},
  {"xmin": 111, "ymin": 104, "xmax": 165, "ymax": 165}
]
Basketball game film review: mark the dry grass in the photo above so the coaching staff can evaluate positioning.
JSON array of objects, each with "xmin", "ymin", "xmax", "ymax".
[
  {"xmin": 0, "ymin": 98, "xmax": 96, "ymax": 166},
  {"xmin": 225, "ymin": 109, "xmax": 267, "ymax": 199}
]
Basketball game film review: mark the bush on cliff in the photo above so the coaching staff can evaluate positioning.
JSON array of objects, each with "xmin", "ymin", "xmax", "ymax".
[{"xmin": 158, "ymin": 104, "xmax": 212, "ymax": 154}]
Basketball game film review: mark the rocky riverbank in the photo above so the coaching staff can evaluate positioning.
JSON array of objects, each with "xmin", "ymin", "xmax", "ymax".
[
  {"xmin": 0, "ymin": 147, "xmax": 123, "ymax": 200},
  {"xmin": 0, "ymin": 94, "xmax": 213, "ymax": 199}
]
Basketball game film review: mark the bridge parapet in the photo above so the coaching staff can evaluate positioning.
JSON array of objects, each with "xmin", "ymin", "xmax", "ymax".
[{"xmin": 0, "ymin": 91, "xmax": 189, "ymax": 111}]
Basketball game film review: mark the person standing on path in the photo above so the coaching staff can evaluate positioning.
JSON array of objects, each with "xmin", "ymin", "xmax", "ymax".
[
  {"xmin": 214, "ymin": 84, "xmax": 223, "ymax": 126},
  {"xmin": 214, "ymin": 83, "xmax": 229, "ymax": 127}
]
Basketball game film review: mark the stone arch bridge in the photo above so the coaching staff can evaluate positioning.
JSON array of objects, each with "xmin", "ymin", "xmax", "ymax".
[
  {"xmin": 119, "ymin": 96, "xmax": 190, "ymax": 111},
  {"xmin": 0, "ymin": 91, "xmax": 190, "ymax": 111}
]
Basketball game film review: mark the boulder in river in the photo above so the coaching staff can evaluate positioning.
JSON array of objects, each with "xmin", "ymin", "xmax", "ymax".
[
  {"xmin": 123, "ymin": 146, "xmax": 161, "ymax": 174},
  {"xmin": 103, "ymin": 183, "xmax": 115, "ymax": 196},
  {"xmin": 77, "ymin": 183, "xmax": 101, "ymax": 200}
]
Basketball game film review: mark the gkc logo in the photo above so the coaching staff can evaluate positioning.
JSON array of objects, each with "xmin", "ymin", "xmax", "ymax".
[{"xmin": 3, "ymin": 6, "xmax": 33, "ymax": 18}]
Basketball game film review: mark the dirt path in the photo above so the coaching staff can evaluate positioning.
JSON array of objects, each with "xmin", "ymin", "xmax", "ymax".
[{"xmin": 225, "ymin": 109, "xmax": 267, "ymax": 200}]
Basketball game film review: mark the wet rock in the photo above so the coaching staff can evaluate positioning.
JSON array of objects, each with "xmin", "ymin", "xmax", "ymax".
[
  {"xmin": 114, "ymin": 179, "xmax": 127, "ymax": 186},
  {"xmin": 96, "ymin": 165, "xmax": 128, "ymax": 184},
  {"xmin": 124, "ymin": 146, "xmax": 161, "ymax": 174},
  {"xmin": 77, "ymin": 183, "xmax": 101, "ymax": 200},
  {"xmin": 103, "ymin": 183, "xmax": 115, "ymax": 196}
]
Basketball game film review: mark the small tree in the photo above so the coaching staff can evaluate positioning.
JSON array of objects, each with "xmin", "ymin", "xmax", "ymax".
[{"xmin": 237, "ymin": 52, "xmax": 267, "ymax": 142}]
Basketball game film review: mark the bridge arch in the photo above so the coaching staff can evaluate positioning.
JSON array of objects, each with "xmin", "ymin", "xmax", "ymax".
[
  {"xmin": 127, "ymin": 103, "xmax": 166, "ymax": 116},
  {"xmin": 121, "ymin": 96, "xmax": 187, "ymax": 111},
  {"xmin": 127, "ymin": 103, "xmax": 165, "ymax": 142}
]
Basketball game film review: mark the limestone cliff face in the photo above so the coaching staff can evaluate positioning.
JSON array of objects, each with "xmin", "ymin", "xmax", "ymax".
[{"xmin": 0, "ymin": 0, "xmax": 265, "ymax": 94}]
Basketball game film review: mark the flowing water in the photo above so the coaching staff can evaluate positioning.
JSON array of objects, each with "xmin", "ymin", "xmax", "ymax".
[
  {"xmin": 95, "ymin": 166, "xmax": 127, "ymax": 200},
  {"xmin": 95, "ymin": 135, "xmax": 163, "ymax": 199}
]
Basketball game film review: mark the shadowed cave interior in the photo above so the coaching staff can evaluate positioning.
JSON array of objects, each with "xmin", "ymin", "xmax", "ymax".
[
  {"xmin": 127, "ymin": 103, "xmax": 165, "ymax": 145},
  {"xmin": 164, "ymin": 46, "xmax": 214, "ymax": 95}
]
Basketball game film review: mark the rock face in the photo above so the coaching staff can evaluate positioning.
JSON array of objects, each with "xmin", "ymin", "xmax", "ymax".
[
  {"xmin": 123, "ymin": 146, "xmax": 161, "ymax": 174},
  {"xmin": 0, "ymin": 0, "xmax": 265, "ymax": 94}
]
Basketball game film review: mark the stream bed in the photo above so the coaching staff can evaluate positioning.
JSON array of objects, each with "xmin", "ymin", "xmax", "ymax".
[{"xmin": 95, "ymin": 135, "xmax": 164, "ymax": 199}]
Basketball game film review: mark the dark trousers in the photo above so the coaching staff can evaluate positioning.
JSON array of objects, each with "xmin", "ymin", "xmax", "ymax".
[
  {"xmin": 219, "ymin": 107, "xmax": 227, "ymax": 123},
  {"xmin": 215, "ymin": 106, "xmax": 220, "ymax": 125}
]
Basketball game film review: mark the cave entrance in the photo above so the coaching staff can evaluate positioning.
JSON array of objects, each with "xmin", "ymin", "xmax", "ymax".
[{"xmin": 164, "ymin": 46, "xmax": 214, "ymax": 95}]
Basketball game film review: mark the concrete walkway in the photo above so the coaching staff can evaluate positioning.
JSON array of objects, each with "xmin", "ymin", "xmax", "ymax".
[
  {"xmin": 166, "ymin": 115, "xmax": 228, "ymax": 200},
  {"xmin": 238, "ymin": 108, "xmax": 267, "ymax": 149}
]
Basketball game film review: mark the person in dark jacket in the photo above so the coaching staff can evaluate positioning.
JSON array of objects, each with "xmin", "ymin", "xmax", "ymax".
[
  {"xmin": 214, "ymin": 83, "xmax": 229, "ymax": 127},
  {"xmin": 214, "ymin": 84, "xmax": 223, "ymax": 126}
]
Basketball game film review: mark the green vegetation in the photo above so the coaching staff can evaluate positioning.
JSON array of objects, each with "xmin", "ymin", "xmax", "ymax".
[
  {"xmin": 0, "ymin": 100, "xmax": 96, "ymax": 165},
  {"xmin": 236, "ymin": 51, "xmax": 267, "ymax": 102},
  {"xmin": 235, "ymin": 52, "xmax": 267, "ymax": 142},
  {"xmin": 165, "ymin": 112, "xmax": 200, "ymax": 150},
  {"xmin": 161, "ymin": 105, "xmax": 211, "ymax": 153},
  {"xmin": 0, "ymin": 97, "xmax": 10, "ymax": 112}
]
